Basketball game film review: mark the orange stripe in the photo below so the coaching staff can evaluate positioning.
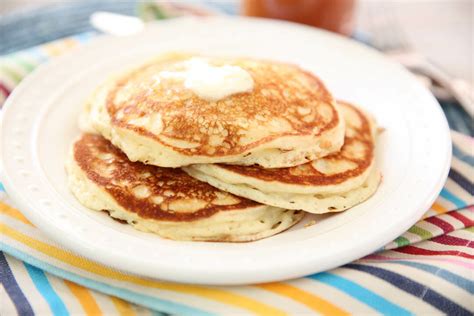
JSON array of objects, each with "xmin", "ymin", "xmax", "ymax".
[
  {"xmin": 42, "ymin": 38, "xmax": 80, "ymax": 57},
  {"xmin": 257, "ymin": 283, "xmax": 349, "ymax": 315},
  {"xmin": 0, "ymin": 202, "xmax": 33, "ymax": 226},
  {"xmin": 64, "ymin": 279, "xmax": 102, "ymax": 315},
  {"xmin": 431, "ymin": 202, "xmax": 448, "ymax": 215},
  {"xmin": 110, "ymin": 296, "xmax": 136, "ymax": 316},
  {"xmin": 0, "ymin": 223, "xmax": 285, "ymax": 315}
]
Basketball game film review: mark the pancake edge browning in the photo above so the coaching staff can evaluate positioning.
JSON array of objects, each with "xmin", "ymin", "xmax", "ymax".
[{"xmin": 185, "ymin": 166, "xmax": 381, "ymax": 214}]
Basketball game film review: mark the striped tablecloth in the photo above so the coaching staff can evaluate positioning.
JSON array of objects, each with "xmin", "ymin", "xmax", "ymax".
[{"xmin": 1, "ymin": 31, "xmax": 473, "ymax": 316}]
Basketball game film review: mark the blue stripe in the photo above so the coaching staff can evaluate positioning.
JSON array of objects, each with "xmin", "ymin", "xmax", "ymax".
[
  {"xmin": 439, "ymin": 188, "xmax": 466, "ymax": 208},
  {"xmin": 0, "ymin": 252, "xmax": 35, "ymax": 316},
  {"xmin": 1, "ymin": 243, "xmax": 212, "ymax": 316},
  {"xmin": 30, "ymin": 46, "xmax": 49, "ymax": 61},
  {"xmin": 24, "ymin": 262, "xmax": 69, "ymax": 316},
  {"xmin": 346, "ymin": 264, "xmax": 472, "ymax": 315},
  {"xmin": 308, "ymin": 272, "xmax": 412, "ymax": 315},
  {"xmin": 74, "ymin": 31, "xmax": 96, "ymax": 43},
  {"xmin": 449, "ymin": 169, "xmax": 473, "ymax": 195},
  {"xmin": 453, "ymin": 144, "xmax": 474, "ymax": 166},
  {"xmin": 0, "ymin": 182, "xmax": 5, "ymax": 192},
  {"xmin": 367, "ymin": 260, "xmax": 473, "ymax": 293}
]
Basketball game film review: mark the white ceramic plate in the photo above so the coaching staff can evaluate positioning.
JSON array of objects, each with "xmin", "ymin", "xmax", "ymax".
[{"xmin": 1, "ymin": 17, "xmax": 451, "ymax": 285}]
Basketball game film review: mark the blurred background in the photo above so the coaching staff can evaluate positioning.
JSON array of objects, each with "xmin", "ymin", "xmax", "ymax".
[
  {"xmin": 1, "ymin": 0, "xmax": 472, "ymax": 82},
  {"xmin": 1, "ymin": 0, "xmax": 472, "ymax": 133}
]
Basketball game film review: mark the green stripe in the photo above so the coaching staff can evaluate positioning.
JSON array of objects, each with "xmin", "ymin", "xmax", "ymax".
[
  {"xmin": 13, "ymin": 56, "xmax": 36, "ymax": 72},
  {"xmin": 394, "ymin": 236, "xmax": 410, "ymax": 247},
  {"xmin": 465, "ymin": 226, "xmax": 474, "ymax": 233},
  {"xmin": 408, "ymin": 225, "xmax": 433, "ymax": 240},
  {"xmin": 0, "ymin": 64, "xmax": 22, "ymax": 83}
]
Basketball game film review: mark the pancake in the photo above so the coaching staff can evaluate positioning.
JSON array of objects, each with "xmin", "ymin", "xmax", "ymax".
[
  {"xmin": 87, "ymin": 52, "xmax": 345, "ymax": 168},
  {"xmin": 184, "ymin": 101, "xmax": 381, "ymax": 214},
  {"xmin": 66, "ymin": 133, "xmax": 303, "ymax": 242}
]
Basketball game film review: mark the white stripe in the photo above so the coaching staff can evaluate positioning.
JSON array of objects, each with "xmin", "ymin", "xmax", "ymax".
[
  {"xmin": 371, "ymin": 261, "xmax": 473, "ymax": 311},
  {"xmin": 422, "ymin": 210, "xmax": 437, "ymax": 218},
  {"xmin": 46, "ymin": 273, "xmax": 84, "ymax": 313},
  {"xmin": 445, "ymin": 178, "xmax": 473, "ymax": 206},
  {"xmin": 384, "ymin": 240, "xmax": 398, "ymax": 250},
  {"xmin": 451, "ymin": 157, "xmax": 473, "ymax": 181},
  {"xmin": 331, "ymin": 267, "xmax": 440, "ymax": 314},
  {"xmin": 451, "ymin": 132, "xmax": 473, "ymax": 154},
  {"xmin": 4, "ymin": 254, "xmax": 52, "ymax": 315},
  {"xmin": 0, "ymin": 195, "xmax": 20, "ymax": 208},
  {"xmin": 448, "ymin": 229, "xmax": 474, "ymax": 240},
  {"xmin": 0, "ymin": 214, "xmax": 68, "ymax": 249},
  {"xmin": 363, "ymin": 250, "xmax": 473, "ymax": 276},
  {"xmin": 419, "ymin": 240, "xmax": 474, "ymax": 255},
  {"xmin": 0, "ymin": 284, "xmax": 18, "ymax": 315},
  {"xmin": 438, "ymin": 212, "xmax": 466, "ymax": 229},
  {"xmin": 91, "ymin": 286, "xmax": 156, "ymax": 316},
  {"xmin": 459, "ymin": 208, "xmax": 474, "ymax": 220},
  {"xmin": 88, "ymin": 288, "xmax": 120, "ymax": 315}
]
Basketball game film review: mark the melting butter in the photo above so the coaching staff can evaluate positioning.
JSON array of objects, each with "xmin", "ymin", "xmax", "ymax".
[{"xmin": 159, "ymin": 58, "xmax": 254, "ymax": 101}]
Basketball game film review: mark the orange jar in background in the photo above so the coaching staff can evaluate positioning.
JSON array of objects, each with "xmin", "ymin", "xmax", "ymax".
[{"xmin": 242, "ymin": 0, "xmax": 356, "ymax": 36}]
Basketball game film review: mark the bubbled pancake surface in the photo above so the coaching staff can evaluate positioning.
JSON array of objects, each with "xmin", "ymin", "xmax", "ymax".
[
  {"xmin": 187, "ymin": 101, "xmax": 377, "ymax": 195},
  {"xmin": 218, "ymin": 102, "xmax": 373, "ymax": 185},
  {"xmin": 88, "ymin": 53, "xmax": 344, "ymax": 168},
  {"xmin": 184, "ymin": 101, "xmax": 381, "ymax": 213}
]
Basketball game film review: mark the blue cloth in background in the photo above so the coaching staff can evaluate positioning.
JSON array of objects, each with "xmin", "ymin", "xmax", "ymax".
[
  {"xmin": 0, "ymin": 0, "xmax": 138, "ymax": 54},
  {"xmin": 440, "ymin": 101, "xmax": 473, "ymax": 136}
]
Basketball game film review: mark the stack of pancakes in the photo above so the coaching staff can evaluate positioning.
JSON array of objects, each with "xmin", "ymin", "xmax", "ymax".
[{"xmin": 68, "ymin": 53, "xmax": 381, "ymax": 242}]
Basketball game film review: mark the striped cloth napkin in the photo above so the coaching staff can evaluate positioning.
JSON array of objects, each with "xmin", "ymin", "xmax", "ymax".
[{"xmin": 1, "ymin": 34, "xmax": 473, "ymax": 315}]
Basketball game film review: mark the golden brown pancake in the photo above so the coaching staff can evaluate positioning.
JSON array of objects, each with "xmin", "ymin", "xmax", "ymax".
[
  {"xmin": 87, "ymin": 53, "xmax": 345, "ymax": 168},
  {"xmin": 66, "ymin": 134, "xmax": 303, "ymax": 241},
  {"xmin": 185, "ymin": 101, "xmax": 381, "ymax": 213},
  {"xmin": 212, "ymin": 101, "xmax": 373, "ymax": 187}
]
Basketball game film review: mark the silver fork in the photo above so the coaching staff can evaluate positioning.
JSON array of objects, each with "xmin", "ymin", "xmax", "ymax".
[{"xmin": 368, "ymin": 4, "xmax": 473, "ymax": 117}]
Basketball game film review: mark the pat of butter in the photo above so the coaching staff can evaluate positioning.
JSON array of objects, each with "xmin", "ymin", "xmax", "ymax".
[{"xmin": 159, "ymin": 58, "xmax": 254, "ymax": 101}]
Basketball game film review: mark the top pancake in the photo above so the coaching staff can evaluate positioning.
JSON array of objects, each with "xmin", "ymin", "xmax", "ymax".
[
  {"xmin": 186, "ymin": 101, "xmax": 377, "ymax": 195},
  {"xmin": 88, "ymin": 53, "xmax": 344, "ymax": 168}
]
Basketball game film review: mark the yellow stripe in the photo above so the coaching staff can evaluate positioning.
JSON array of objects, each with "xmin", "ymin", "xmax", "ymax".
[
  {"xmin": 0, "ymin": 203, "xmax": 33, "ymax": 226},
  {"xmin": 110, "ymin": 296, "xmax": 136, "ymax": 316},
  {"xmin": 431, "ymin": 202, "xmax": 447, "ymax": 215},
  {"xmin": 64, "ymin": 279, "xmax": 102, "ymax": 315},
  {"xmin": 42, "ymin": 38, "xmax": 80, "ymax": 57},
  {"xmin": 0, "ymin": 223, "xmax": 285, "ymax": 315},
  {"xmin": 257, "ymin": 283, "xmax": 349, "ymax": 315}
]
